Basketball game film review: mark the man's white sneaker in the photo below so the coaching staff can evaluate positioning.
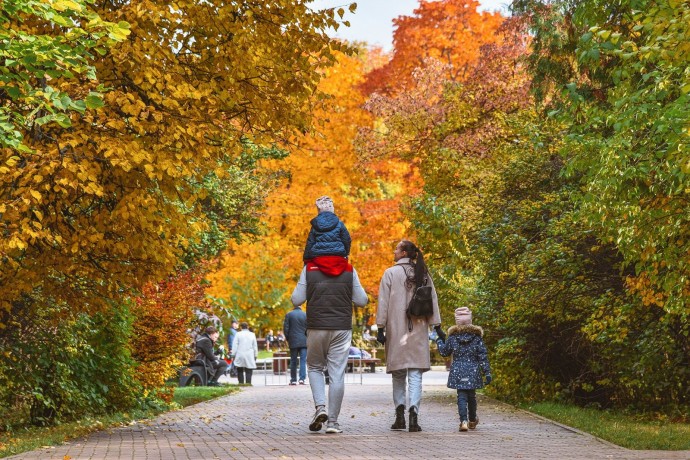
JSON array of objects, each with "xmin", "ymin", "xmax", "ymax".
[{"xmin": 325, "ymin": 423, "xmax": 343, "ymax": 434}]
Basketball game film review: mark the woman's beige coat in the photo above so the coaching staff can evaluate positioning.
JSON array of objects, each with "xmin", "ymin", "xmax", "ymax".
[{"xmin": 376, "ymin": 258, "xmax": 441, "ymax": 373}]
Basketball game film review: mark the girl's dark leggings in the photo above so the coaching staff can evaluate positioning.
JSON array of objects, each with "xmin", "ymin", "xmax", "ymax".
[{"xmin": 457, "ymin": 389, "xmax": 477, "ymax": 422}]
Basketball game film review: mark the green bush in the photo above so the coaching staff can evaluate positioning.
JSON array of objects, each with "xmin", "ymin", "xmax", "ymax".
[{"xmin": 0, "ymin": 297, "xmax": 141, "ymax": 427}]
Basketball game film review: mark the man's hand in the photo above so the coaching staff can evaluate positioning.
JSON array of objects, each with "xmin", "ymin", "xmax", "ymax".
[
  {"xmin": 434, "ymin": 325, "xmax": 447, "ymax": 342},
  {"xmin": 485, "ymin": 375, "xmax": 492, "ymax": 385},
  {"xmin": 376, "ymin": 328, "xmax": 386, "ymax": 345}
]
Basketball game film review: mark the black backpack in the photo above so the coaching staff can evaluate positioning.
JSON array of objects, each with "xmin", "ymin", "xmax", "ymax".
[{"xmin": 405, "ymin": 271, "xmax": 434, "ymax": 332}]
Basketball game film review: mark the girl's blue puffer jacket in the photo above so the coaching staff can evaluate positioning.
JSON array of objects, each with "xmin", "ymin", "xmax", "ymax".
[{"xmin": 437, "ymin": 324, "xmax": 492, "ymax": 390}]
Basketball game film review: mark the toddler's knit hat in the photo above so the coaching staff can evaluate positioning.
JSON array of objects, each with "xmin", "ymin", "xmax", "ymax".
[
  {"xmin": 455, "ymin": 307, "xmax": 472, "ymax": 326},
  {"xmin": 315, "ymin": 195, "xmax": 334, "ymax": 213}
]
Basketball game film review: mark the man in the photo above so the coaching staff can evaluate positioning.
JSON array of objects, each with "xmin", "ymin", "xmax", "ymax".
[
  {"xmin": 195, "ymin": 326, "xmax": 228, "ymax": 386},
  {"xmin": 226, "ymin": 320, "xmax": 239, "ymax": 377},
  {"xmin": 362, "ymin": 328, "xmax": 376, "ymax": 344},
  {"xmin": 291, "ymin": 255, "xmax": 368, "ymax": 434},
  {"xmin": 226, "ymin": 320, "xmax": 239, "ymax": 352},
  {"xmin": 276, "ymin": 330, "xmax": 286, "ymax": 350},
  {"xmin": 266, "ymin": 329, "xmax": 275, "ymax": 351},
  {"xmin": 283, "ymin": 304, "xmax": 308, "ymax": 385},
  {"xmin": 376, "ymin": 240, "xmax": 442, "ymax": 432}
]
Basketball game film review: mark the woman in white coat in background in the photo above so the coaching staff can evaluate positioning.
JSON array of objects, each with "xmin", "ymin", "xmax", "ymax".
[{"xmin": 232, "ymin": 322, "xmax": 258, "ymax": 385}]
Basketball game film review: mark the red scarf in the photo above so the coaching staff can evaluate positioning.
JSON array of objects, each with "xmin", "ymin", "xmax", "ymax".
[{"xmin": 305, "ymin": 256, "xmax": 353, "ymax": 276}]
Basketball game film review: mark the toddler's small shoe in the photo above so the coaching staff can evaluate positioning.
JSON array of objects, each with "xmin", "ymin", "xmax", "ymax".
[
  {"xmin": 459, "ymin": 420, "xmax": 469, "ymax": 432},
  {"xmin": 469, "ymin": 418, "xmax": 479, "ymax": 429}
]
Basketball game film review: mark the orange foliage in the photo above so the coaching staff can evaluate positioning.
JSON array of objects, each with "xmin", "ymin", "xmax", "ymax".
[
  {"xmin": 362, "ymin": 0, "xmax": 503, "ymax": 95},
  {"xmin": 207, "ymin": 50, "xmax": 414, "ymax": 330},
  {"xmin": 130, "ymin": 268, "xmax": 205, "ymax": 399}
]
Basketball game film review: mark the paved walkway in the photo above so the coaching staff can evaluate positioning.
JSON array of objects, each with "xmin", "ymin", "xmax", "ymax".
[{"xmin": 8, "ymin": 371, "xmax": 690, "ymax": 459}]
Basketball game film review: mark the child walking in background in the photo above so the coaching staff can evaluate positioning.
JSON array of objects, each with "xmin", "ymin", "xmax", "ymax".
[
  {"xmin": 303, "ymin": 195, "xmax": 351, "ymax": 262},
  {"xmin": 436, "ymin": 307, "xmax": 492, "ymax": 432}
]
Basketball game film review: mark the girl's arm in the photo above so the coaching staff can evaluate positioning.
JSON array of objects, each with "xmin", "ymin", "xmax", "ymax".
[
  {"xmin": 436, "ymin": 336, "xmax": 452, "ymax": 357},
  {"xmin": 477, "ymin": 337, "xmax": 491, "ymax": 377}
]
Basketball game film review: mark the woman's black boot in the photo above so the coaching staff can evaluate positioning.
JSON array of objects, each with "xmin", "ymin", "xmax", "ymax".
[
  {"xmin": 409, "ymin": 406, "xmax": 422, "ymax": 432},
  {"xmin": 391, "ymin": 404, "xmax": 406, "ymax": 430}
]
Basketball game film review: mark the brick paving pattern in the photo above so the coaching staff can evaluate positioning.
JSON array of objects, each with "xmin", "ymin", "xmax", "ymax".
[{"xmin": 8, "ymin": 372, "xmax": 690, "ymax": 460}]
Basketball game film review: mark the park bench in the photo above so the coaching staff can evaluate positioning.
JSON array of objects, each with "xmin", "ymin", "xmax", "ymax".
[{"xmin": 347, "ymin": 357, "xmax": 380, "ymax": 373}]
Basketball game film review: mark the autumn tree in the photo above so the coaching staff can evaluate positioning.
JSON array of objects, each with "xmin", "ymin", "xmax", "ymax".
[
  {"xmin": 130, "ymin": 268, "xmax": 206, "ymax": 400},
  {"xmin": 363, "ymin": 1, "xmax": 689, "ymax": 412},
  {"xmin": 0, "ymin": 0, "xmax": 130, "ymax": 151},
  {"xmin": 511, "ymin": 0, "xmax": 690, "ymax": 410},
  {"xmin": 0, "ymin": 1, "xmax": 353, "ymax": 324},
  {"xmin": 355, "ymin": 0, "xmax": 506, "ymax": 310},
  {"xmin": 362, "ymin": 0, "xmax": 503, "ymax": 94},
  {"xmin": 206, "ymin": 48, "xmax": 408, "ymax": 333},
  {"xmin": 516, "ymin": 0, "xmax": 690, "ymax": 314},
  {"xmin": 0, "ymin": 0, "xmax": 355, "ymax": 425}
]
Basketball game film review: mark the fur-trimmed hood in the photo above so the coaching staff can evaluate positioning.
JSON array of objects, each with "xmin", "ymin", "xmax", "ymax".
[{"xmin": 447, "ymin": 324, "xmax": 484, "ymax": 337}]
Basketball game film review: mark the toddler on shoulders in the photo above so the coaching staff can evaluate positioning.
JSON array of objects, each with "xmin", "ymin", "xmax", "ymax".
[{"xmin": 303, "ymin": 195, "xmax": 351, "ymax": 262}]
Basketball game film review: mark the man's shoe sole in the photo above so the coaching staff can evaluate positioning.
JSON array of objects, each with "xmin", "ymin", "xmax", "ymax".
[
  {"xmin": 309, "ymin": 413, "xmax": 328, "ymax": 431},
  {"xmin": 325, "ymin": 427, "xmax": 343, "ymax": 433}
]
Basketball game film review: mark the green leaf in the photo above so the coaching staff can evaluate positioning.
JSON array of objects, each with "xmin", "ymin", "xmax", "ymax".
[
  {"xmin": 5, "ymin": 86, "xmax": 21, "ymax": 99},
  {"xmin": 84, "ymin": 94, "xmax": 105, "ymax": 109},
  {"xmin": 54, "ymin": 113, "xmax": 72, "ymax": 128}
]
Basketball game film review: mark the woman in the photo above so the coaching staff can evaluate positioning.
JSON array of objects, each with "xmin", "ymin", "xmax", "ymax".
[
  {"xmin": 376, "ymin": 240, "xmax": 441, "ymax": 432},
  {"xmin": 231, "ymin": 322, "xmax": 259, "ymax": 385}
]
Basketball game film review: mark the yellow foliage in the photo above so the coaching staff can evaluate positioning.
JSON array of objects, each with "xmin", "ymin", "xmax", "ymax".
[{"xmin": 0, "ymin": 1, "xmax": 351, "ymax": 320}]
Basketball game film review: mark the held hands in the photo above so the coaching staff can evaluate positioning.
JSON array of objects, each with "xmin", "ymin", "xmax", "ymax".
[
  {"xmin": 434, "ymin": 325, "xmax": 447, "ymax": 342},
  {"xmin": 485, "ymin": 375, "xmax": 492, "ymax": 385},
  {"xmin": 376, "ymin": 328, "xmax": 386, "ymax": 345}
]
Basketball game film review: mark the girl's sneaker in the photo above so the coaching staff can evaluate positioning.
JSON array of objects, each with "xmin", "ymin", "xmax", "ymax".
[
  {"xmin": 459, "ymin": 421, "xmax": 469, "ymax": 432},
  {"xmin": 468, "ymin": 418, "xmax": 479, "ymax": 429}
]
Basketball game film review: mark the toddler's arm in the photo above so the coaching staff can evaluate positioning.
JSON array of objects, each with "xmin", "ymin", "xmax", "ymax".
[
  {"xmin": 340, "ymin": 222, "xmax": 352, "ymax": 256},
  {"xmin": 303, "ymin": 228, "xmax": 316, "ymax": 261}
]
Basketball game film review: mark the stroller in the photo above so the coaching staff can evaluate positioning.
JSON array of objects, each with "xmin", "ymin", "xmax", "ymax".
[{"xmin": 226, "ymin": 357, "xmax": 238, "ymax": 377}]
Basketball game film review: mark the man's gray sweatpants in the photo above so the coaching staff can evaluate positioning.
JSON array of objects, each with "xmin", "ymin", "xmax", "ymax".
[{"xmin": 306, "ymin": 329, "xmax": 352, "ymax": 423}]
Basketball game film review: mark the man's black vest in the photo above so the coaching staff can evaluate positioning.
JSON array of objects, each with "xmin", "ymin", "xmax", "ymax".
[{"xmin": 305, "ymin": 268, "xmax": 354, "ymax": 330}]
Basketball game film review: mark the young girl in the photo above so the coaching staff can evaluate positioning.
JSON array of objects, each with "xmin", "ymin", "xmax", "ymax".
[{"xmin": 436, "ymin": 307, "xmax": 492, "ymax": 431}]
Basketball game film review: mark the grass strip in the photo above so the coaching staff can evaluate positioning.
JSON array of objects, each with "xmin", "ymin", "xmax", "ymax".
[
  {"xmin": 520, "ymin": 401, "xmax": 690, "ymax": 451},
  {"xmin": 0, "ymin": 385, "xmax": 239, "ymax": 458}
]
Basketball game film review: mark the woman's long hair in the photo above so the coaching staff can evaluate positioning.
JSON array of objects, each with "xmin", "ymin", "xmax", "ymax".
[{"xmin": 400, "ymin": 240, "xmax": 428, "ymax": 287}]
